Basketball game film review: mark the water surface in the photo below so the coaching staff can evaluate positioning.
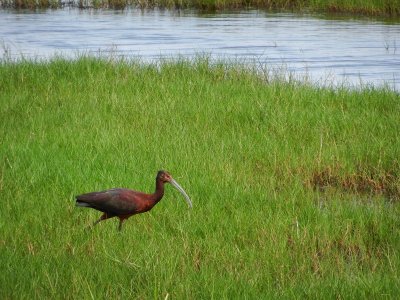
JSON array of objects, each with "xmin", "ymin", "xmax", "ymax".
[{"xmin": 1, "ymin": 9, "xmax": 399, "ymax": 89}]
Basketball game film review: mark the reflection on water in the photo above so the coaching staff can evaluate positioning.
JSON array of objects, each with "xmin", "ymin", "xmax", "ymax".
[{"xmin": 1, "ymin": 8, "xmax": 399, "ymax": 90}]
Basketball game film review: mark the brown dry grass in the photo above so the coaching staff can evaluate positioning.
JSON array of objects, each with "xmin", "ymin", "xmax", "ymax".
[{"xmin": 308, "ymin": 163, "xmax": 400, "ymax": 201}]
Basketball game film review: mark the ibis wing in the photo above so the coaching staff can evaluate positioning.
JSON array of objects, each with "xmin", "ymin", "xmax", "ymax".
[{"xmin": 76, "ymin": 188, "xmax": 139, "ymax": 215}]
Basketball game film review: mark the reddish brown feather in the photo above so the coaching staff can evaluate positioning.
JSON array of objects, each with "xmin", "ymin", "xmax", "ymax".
[{"xmin": 75, "ymin": 170, "xmax": 191, "ymax": 231}]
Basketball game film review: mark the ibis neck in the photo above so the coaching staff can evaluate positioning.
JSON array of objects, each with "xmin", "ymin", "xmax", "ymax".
[{"xmin": 151, "ymin": 179, "xmax": 165, "ymax": 203}]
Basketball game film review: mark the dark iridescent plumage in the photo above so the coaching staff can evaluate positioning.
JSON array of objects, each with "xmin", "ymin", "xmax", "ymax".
[{"xmin": 76, "ymin": 170, "xmax": 192, "ymax": 231}]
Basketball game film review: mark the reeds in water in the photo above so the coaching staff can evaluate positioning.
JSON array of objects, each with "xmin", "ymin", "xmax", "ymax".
[{"xmin": 0, "ymin": 0, "xmax": 399, "ymax": 17}]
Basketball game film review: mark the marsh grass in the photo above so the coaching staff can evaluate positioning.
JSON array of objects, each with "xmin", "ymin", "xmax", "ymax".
[
  {"xmin": 1, "ymin": 0, "xmax": 399, "ymax": 16},
  {"xmin": 2, "ymin": 0, "xmax": 60, "ymax": 8},
  {"xmin": 0, "ymin": 56, "xmax": 399, "ymax": 298}
]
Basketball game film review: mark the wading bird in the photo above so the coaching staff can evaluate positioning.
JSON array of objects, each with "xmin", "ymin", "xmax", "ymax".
[{"xmin": 75, "ymin": 170, "xmax": 192, "ymax": 231}]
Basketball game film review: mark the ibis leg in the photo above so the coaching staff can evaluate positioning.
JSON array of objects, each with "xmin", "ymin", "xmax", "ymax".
[
  {"xmin": 118, "ymin": 218, "xmax": 124, "ymax": 232},
  {"xmin": 91, "ymin": 213, "xmax": 109, "ymax": 228}
]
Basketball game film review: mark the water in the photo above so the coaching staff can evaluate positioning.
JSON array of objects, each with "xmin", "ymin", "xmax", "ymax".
[{"xmin": 1, "ymin": 8, "xmax": 399, "ymax": 90}]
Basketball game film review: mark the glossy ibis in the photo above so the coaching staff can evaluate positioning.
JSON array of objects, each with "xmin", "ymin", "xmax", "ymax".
[{"xmin": 75, "ymin": 170, "xmax": 192, "ymax": 231}]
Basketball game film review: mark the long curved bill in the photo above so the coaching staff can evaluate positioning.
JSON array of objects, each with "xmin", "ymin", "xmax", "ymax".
[{"xmin": 170, "ymin": 178, "xmax": 193, "ymax": 208}]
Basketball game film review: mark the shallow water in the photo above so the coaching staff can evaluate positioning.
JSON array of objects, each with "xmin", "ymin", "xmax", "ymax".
[{"xmin": 1, "ymin": 8, "xmax": 399, "ymax": 90}]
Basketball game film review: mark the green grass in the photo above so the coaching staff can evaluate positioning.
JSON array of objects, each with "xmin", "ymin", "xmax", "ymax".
[
  {"xmin": 1, "ymin": 0, "xmax": 400, "ymax": 17},
  {"xmin": 0, "ymin": 56, "xmax": 399, "ymax": 298}
]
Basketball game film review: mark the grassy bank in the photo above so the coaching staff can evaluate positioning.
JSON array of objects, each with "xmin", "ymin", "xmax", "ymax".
[
  {"xmin": 0, "ymin": 57, "xmax": 399, "ymax": 298},
  {"xmin": 1, "ymin": 0, "xmax": 400, "ymax": 17}
]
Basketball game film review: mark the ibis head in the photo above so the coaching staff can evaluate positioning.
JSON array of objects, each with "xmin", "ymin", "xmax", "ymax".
[{"xmin": 157, "ymin": 170, "xmax": 193, "ymax": 208}]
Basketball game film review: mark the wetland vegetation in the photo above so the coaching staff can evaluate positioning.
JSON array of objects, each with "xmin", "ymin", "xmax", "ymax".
[
  {"xmin": 0, "ymin": 57, "xmax": 399, "ymax": 298},
  {"xmin": 0, "ymin": 0, "xmax": 399, "ymax": 17}
]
